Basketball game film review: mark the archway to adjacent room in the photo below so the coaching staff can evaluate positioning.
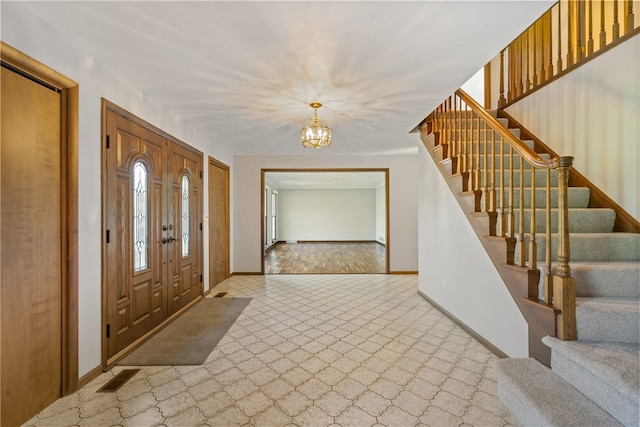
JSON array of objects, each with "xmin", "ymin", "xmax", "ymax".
[{"xmin": 261, "ymin": 169, "xmax": 389, "ymax": 274}]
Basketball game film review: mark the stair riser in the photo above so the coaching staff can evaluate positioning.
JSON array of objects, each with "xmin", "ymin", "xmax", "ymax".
[
  {"xmin": 527, "ymin": 234, "xmax": 640, "ymax": 262},
  {"xmin": 483, "ymin": 188, "xmax": 591, "ymax": 209},
  {"xmin": 445, "ymin": 138, "xmax": 533, "ymax": 152},
  {"xmin": 450, "ymin": 127, "xmax": 522, "ymax": 139},
  {"xmin": 501, "ymin": 209, "xmax": 616, "ymax": 234},
  {"xmin": 475, "ymin": 156, "xmax": 552, "ymax": 170},
  {"xmin": 480, "ymin": 170, "xmax": 559, "ymax": 187},
  {"xmin": 551, "ymin": 350, "xmax": 639, "ymax": 426},
  {"xmin": 576, "ymin": 303, "xmax": 640, "ymax": 344},
  {"xmin": 572, "ymin": 264, "xmax": 640, "ymax": 298}
]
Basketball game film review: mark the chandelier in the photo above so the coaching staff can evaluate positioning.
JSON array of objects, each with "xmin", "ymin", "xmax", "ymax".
[{"xmin": 301, "ymin": 102, "xmax": 331, "ymax": 149}]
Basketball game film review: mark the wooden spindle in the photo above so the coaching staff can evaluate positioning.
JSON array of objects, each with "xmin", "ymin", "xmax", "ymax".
[
  {"xmin": 508, "ymin": 146, "xmax": 516, "ymax": 239},
  {"xmin": 499, "ymin": 50, "xmax": 506, "ymax": 107},
  {"xmin": 557, "ymin": 1, "xmax": 564, "ymax": 72},
  {"xmin": 578, "ymin": 1, "xmax": 586, "ymax": 60},
  {"xmin": 525, "ymin": 28, "xmax": 532, "ymax": 91},
  {"xmin": 546, "ymin": 9, "xmax": 554, "ymax": 80},
  {"xmin": 475, "ymin": 113, "xmax": 481, "ymax": 192},
  {"xmin": 566, "ymin": 0, "xmax": 574, "ymax": 66},
  {"xmin": 518, "ymin": 156, "xmax": 526, "ymax": 267},
  {"xmin": 613, "ymin": 0, "xmax": 620, "ymax": 39},
  {"xmin": 600, "ymin": 0, "xmax": 607, "ymax": 49},
  {"xmin": 529, "ymin": 165, "xmax": 537, "ymax": 269},
  {"xmin": 588, "ymin": 0, "xmax": 595, "ymax": 55},
  {"xmin": 488, "ymin": 124, "xmax": 496, "ymax": 214},
  {"xmin": 498, "ymin": 132, "xmax": 506, "ymax": 237},
  {"xmin": 483, "ymin": 121, "xmax": 489, "ymax": 211},
  {"xmin": 626, "ymin": 0, "xmax": 635, "ymax": 34},
  {"xmin": 519, "ymin": 37, "xmax": 524, "ymax": 95},
  {"xmin": 544, "ymin": 169, "xmax": 553, "ymax": 304},
  {"xmin": 533, "ymin": 22, "xmax": 538, "ymax": 87}
]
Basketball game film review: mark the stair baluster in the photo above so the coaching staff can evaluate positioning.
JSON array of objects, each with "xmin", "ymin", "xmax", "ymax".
[{"xmin": 420, "ymin": 88, "xmax": 578, "ymax": 342}]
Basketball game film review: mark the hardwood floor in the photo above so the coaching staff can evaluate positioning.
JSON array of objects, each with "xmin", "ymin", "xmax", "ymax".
[{"xmin": 264, "ymin": 241, "xmax": 386, "ymax": 274}]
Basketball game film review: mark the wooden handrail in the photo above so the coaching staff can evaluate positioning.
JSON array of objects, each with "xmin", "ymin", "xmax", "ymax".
[
  {"xmin": 424, "ymin": 89, "xmax": 577, "ymax": 340},
  {"xmin": 456, "ymin": 89, "xmax": 574, "ymax": 171}
]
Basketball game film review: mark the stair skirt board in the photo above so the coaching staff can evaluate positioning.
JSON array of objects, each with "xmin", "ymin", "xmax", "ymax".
[
  {"xmin": 543, "ymin": 337, "xmax": 640, "ymax": 427},
  {"xmin": 496, "ymin": 358, "xmax": 622, "ymax": 427}
]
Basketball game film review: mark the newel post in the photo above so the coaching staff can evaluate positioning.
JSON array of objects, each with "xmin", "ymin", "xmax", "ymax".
[{"xmin": 553, "ymin": 156, "xmax": 576, "ymax": 340}]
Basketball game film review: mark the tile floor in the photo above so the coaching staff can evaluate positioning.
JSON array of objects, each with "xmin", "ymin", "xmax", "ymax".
[{"xmin": 25, "ymin": 274, "xmax": 519, "ymax": 426}]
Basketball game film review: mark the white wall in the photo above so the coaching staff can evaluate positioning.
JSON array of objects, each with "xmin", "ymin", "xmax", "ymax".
[
  {"xmin": 505, "ymin": 34, "xmax": 640, "ymax": 220},
  {"xmin": 461, "ymin": 67, "xmax": 485, "ymax": 105},
  {"xmin": 418, "ymin": 141, "xmax": 529, "ymax": 357},
  {"xmin": 278, "ymin": 189, "xmax": 375, "ymax": 241},
  {"xmin": 2, "ymin": 5, "xmax": 233, "ymax": 377},
  {"xmin": 233, "ymin": 155, "xmax": 418, "ymax": 273}
]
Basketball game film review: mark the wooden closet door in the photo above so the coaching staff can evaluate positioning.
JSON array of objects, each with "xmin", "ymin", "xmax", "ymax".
[
  {"xmin": 1, "ymin": 66, "xmax": 62, "ymax": 426},
  {"xmin": 104, "ymin": 110, "xmax": 167, "ymax": 359},
  {"xmin": 209, "ymin": 158, "xmax": 230, "ymax": 288}
]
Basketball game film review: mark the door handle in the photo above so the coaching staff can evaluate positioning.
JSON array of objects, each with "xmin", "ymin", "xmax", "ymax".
[{"xmin": 162, "ymin": 236, "xmax": 176, "ymax": 244}]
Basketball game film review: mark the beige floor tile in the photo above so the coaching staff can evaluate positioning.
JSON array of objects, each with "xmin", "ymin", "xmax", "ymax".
[{"xmin": 26, "ymin": 275, "xmax": 520, "ymax": 427}]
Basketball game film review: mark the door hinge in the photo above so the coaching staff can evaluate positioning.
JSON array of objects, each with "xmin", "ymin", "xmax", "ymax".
[
  {"xmin": 200, "ymin": 222, "xmax": 203, "ymax": 231},
  {"xmin": 106, "ymin": 324, "xmax": 111, "ymax": 338},
  {"xmin": 200, "ymin": 274, "xmax": 203, "ymax": 283},
  {"xmin": 106, "ymin": 135, "xmax": 110, "ymax": 149},
  {"xmin": 200, "ymin": 171, "xmax": 203, "ymax": 179},
  {"xmin": 106, "ymin": 229, "xmax": 110, "ymax": 243}
]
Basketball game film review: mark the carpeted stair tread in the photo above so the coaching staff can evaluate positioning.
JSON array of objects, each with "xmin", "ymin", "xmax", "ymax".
[
  {"xmin": 575, "ymin": 297, "xmax": 640, "ymax": 344},
  {"xmin": 495, "ymin": 357, "xmax": 622, "ymax": 427},
  {"xmin": 543, "ymin": 336, "xmax": 639, "ymax": 426},
  {"xmin": 571, "ymin": 261, "xmax": 640, "ymax": 298}
]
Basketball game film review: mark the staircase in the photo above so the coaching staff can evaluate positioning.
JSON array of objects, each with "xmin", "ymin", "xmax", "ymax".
[{"xmin": 419, "ymin": 90, "xmax": 639, "ymax": 426}]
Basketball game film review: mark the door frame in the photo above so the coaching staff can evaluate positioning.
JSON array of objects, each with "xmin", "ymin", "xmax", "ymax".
[
  {"xmin": 1, "ymin": 42, "xmax": 79, "ymax": 394},
  {"xmin": 208, "ymin": 156, "xmax": 231, "ymax": 289},
  {"xmin": 101, "ymin": 99, "xmax": 204, "ymax": 367},
  {"xmin": 260, "ymin": 168, "xmax": 390, "ymax": 274}
]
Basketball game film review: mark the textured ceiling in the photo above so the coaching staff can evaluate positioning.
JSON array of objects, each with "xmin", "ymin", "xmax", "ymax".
[{"xmin": 8, "ymin": 1, "xmax": 554, "ymax": 156}]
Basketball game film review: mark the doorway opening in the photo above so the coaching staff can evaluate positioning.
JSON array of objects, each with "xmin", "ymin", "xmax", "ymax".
[{"xmin": 261, "ymin": 169, "xmax": 389, "ymax": 274}]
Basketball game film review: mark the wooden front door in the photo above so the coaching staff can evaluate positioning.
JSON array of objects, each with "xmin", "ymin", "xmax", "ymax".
[
  {"xmin": 1, "ymin": 66, "xmax": 62, "ymax": 426},
  {"xmin": 103, "ymin": 102, "xmax": 203, "ymax": 364},
  {"xmin": 167, "ymin": 143, "xmax": 202, "ymax": 314},
  {"xmin": 208, "ymin": 157, "xmax": 230, "ymax": 288}
]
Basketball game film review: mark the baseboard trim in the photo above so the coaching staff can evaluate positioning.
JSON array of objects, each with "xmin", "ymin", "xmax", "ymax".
[
  {"xmin": 417, "ymin": 290, "xmax": 508, "ymax": 359},
  {"xmin": 77, "ymin": 364, "xmax": 103, "ymax": 390},
  {"xmin": 231, "ymin": 272, "xmax": 263, "ymax": 276},
  {"xmin": 295, "ymin": 240, "xmax": 380, "ymax": 244},
  {"xmin": 390, "ymin": 271, "xmax": 418, "ymax": 275}
]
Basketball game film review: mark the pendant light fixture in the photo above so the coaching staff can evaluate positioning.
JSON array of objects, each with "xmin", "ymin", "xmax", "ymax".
[{"xmin": 301, "ymin": 102, "xmax": 331, "ymax": 149}]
